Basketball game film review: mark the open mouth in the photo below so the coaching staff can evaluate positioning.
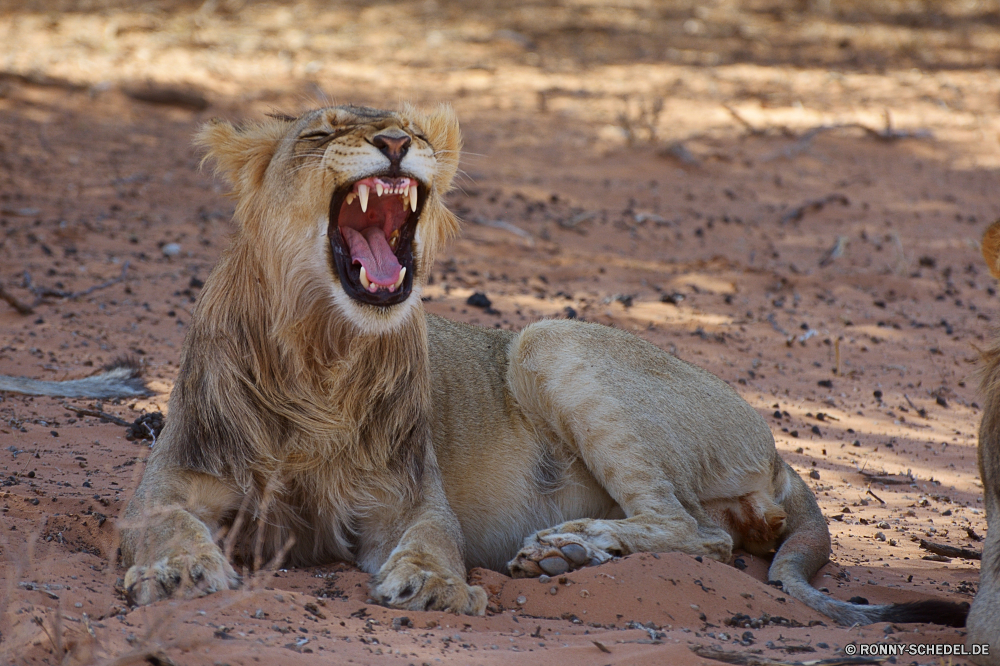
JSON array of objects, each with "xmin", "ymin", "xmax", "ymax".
[{"xmin": 329, "ymin": 176, "xmax": 426, "ymax": 306}]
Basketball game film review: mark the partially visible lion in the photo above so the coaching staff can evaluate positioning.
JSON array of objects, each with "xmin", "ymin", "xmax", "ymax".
[
  {"xmin": 969, "ymin": 220, "xmax": 1000, "ymax": 664},
  {"xmin": 118, "ymin": 104, "xmax": 966, "ymax": 626}
]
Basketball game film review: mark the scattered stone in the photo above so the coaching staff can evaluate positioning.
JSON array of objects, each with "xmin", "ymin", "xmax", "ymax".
[{"xmin": 466, "ymin": 292, "xmax": 492, "ymax": 308}]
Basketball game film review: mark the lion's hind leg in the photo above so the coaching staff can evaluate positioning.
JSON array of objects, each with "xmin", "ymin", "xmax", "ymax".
[
  {"xmin": 505, "ymin": 319, "xmax": 779, "ymax": 578},
  {"xmin": 508, "ymin": 492, "xmax": 735, "ymax": 578}
]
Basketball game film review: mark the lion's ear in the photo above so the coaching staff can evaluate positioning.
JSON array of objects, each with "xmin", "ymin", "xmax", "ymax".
[
  {"xmin": 984, "ymin": 219, "xmax": 1000, "ymax": 279},
  {"xmin": 403, "ymin": 103, "xmax": 462, "ymax": 193},
  {"xmin": 195, "ymin": 117, "xmax": 290, "ymax": 199}
]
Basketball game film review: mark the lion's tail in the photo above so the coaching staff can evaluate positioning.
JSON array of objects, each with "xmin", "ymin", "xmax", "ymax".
[
  {"xmin": 0, "ymin": 357, "xmax": 151, "ymax": 399},
  {"xmin": 768, "ymin": 462, "xmax": 969, "ymax": 628}
]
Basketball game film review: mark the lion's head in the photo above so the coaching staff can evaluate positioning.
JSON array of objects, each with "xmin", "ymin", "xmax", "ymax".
[{"xmin": 197, "ymin": 103, "xmax": 461, "ymax": 333}]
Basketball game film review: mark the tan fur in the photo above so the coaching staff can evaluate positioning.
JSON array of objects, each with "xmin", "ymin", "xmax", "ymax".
[
  {"xmin": 967, "ymin": 220, "xmax": 1000, "ymax": 663},
  {"xmin": 120, "ymin": 104, "xmax": 964, "ymax": 628}
]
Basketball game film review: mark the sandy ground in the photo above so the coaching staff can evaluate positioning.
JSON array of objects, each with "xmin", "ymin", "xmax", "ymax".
[{"xmin": 1, "ymin": 1, "xmax": 999, "ymax": 664}]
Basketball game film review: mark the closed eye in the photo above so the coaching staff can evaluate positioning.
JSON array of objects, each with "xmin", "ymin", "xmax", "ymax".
[{"xmin": 298, "ymin": 127, "xmax": 351, "ymax": 147}]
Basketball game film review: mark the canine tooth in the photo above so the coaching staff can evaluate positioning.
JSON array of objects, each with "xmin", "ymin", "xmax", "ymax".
[
  {"xmin": 375, "ymin": 182, "xmax": 384, "ymax": 197},
  {"xmin": 358, "ymin": 183, "xmax": 369, "ymax": 212},
  {"xmin": 345, "ymin": 193, "xmax": 356, "ymax": 206},
  {"xmin": 393, "ymin": 267, "xmax": 406, "ymax": 290},
  {"xmin": 359, "ymin": 266, "xmax": 371, "ymax": 290},
  {"xmin": 409, "ymin": 185, "xmax": 418, "ymax": 212}
]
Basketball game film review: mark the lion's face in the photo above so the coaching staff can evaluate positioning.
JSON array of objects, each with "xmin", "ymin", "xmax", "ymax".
[{"xmin": 197, "ymin": 104, "xmax": 461, "ymax": 332}]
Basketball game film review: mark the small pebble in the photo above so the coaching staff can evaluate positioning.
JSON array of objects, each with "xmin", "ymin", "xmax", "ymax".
[{"xmin": 162, "ymin": 243, "xmax": 182, "ymax": 257}]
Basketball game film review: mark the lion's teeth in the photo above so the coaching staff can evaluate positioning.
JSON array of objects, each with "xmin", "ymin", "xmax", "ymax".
[
  {"xmin": 393, "ymin": 267, "xmax": 406, "ymax": 291},
  {"xmin": 345, "ymin": 193, "xmax": 356, "ymax": 206},
  {"xmin": 409, "ymin": 185, "xmax": 418, "ymax": 212},
  {"xmin": 358, "ymin": 183, "xmax": 369, "ymax": 212},
  {"xmin": 375, "ymin": 182, "xmax": 384, "ymax": 197},
  {"xmin": 359, "ymin": 265, "xmax": 370, "ymax": 290}
]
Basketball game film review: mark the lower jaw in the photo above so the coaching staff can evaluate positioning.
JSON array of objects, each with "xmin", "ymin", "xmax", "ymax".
[{"xmin": 332, "ymin": 264, "xmax": 415, "ymax": 307}]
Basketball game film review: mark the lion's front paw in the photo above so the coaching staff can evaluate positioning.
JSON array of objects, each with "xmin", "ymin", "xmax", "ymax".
[
  {"xmin": 124, "ymin": 544, "xmax": 239, "ymax": 606},
  {"xmin": 508, "ymin": 532, "xmax": 613, "ymax": 578},
  {"xmin": 372, "ymin": 557, "xmax": 487, "ymax": 615}
]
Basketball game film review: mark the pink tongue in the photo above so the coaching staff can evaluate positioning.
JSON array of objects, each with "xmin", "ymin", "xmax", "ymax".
[{"xmin": 341, "ymin": 226, "xmax": 401, "ymax": 286}]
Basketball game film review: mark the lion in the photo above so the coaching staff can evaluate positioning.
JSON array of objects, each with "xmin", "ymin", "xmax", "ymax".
[
  {"xmin": 968, "ymin": 220, "xmax": 1000, "ymax": 664},
  {"xmin": 115, "ymin": 103, "xmax": 967, "ymax": 627}
]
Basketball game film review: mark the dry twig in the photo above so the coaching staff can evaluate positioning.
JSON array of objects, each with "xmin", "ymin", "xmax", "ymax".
[
  {"xmin": 0, "ymin": 281, "xmax": 34, "ymax": 314},
  {"xmin": 919, "ymin": 538, "xmax": 981, "ymax": 560},
  {"xmin": 2, "ymin": 262, "xmax": 131, "ymax": 314},
  {"xmin": 902, "ymin": 394, "xmax": 927, "ymax": 418},
  {"xmin": 723, "ymin": 104, "xmax": 768, "ymax": 136},
  {"xmin": 691, "ymin": 645, "xmax": 885, "ymax": 665},
  {"xmin": 468, "ymin": 217, "xmax": 535, "ymax": 246},
  {"xmin": 865, "ymin": 487, "xmax": 886, "ymax": 505},
  {"xmin": 750, "ymin": 108, "xmax": 932, "ymax": 163},
  {"xmin": 59, "ymin": 401, "xmax": 132, "ymax": 427},
  {"xmin": 26, "ymin": 261, "xmax": 131, "ymax": 301},
  {"xmin": 859, "ymin": 469, "xmax": 914, "ymax": 485},
  {"xmin": 780, "ymin": 194, "xmax": 849, "ymax": 226}
]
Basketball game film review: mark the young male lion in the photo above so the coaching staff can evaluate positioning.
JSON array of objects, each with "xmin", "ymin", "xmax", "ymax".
[
  {"xmin": 120, "ymin": 104, "xmax": 966, "ymax": 626},
  {"xmin": 968, "ymin": 221, "xmax": 1000, "ymax": 664}
]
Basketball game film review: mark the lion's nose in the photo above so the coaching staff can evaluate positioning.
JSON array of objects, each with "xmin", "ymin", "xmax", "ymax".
[{"xmin": 371, "ymin": 134, "xmax": 412, "ymax": 163}]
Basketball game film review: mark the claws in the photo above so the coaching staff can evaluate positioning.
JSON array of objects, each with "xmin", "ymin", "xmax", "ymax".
[
  {"xmin": 123, "ymin": 548, "xmax": 239, "ymax": 606},
  {"xmin": 373, "ymin": 558, "xmax": 487, "ymax": 615}
]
